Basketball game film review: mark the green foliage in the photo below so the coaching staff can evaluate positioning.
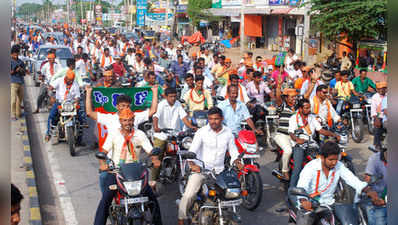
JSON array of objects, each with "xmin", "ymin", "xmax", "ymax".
[
  {"xmin": 17, "ymin": 3, "xmax": 43, "ymax": 16},
  {"xmin": 187, "ymin": 0, "xmax": 219, "ymax": 27},
  {"xmin": 304, "ymin": 0, "xmax": 387, "ymax": 48}
]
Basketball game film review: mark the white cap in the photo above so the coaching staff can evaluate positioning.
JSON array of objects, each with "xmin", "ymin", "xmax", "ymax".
[
  {"xmin": 268, "ymin": 65, "xmax": 273, "ymax": 70},
  {"xmin": 240, "ymin": 59, "xmax": 244, "ymax": 63},
  {"xmin": 177, "ymin": 44, "xmax": 183, "ymax": 48}
]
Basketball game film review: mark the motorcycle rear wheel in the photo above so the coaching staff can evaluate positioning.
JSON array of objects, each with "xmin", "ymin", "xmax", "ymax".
[
  {"xmin": 67, "ymin": 126, "xmax": 76, "ymax": 156},
  {"xmin": 241, "ymin": 172, "xmax": 263, "ymax": 210},
  {"xmin": 130, "ymin": 218, "xmax": 143, "ymax": 225}
]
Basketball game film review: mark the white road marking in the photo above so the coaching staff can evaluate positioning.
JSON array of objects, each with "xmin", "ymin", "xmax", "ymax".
[{"xmin": 25, "ymin": 78, "xmax": 79, "ymax": 225}]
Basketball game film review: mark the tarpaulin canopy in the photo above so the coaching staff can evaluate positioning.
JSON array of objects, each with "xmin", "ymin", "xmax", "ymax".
[{"xmin": 181, "ymin": 31, "xmax": 206, "ymax": 44}]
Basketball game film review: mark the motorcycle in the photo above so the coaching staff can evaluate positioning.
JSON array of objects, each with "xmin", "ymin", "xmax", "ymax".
[
  {"xmin": 37, "ymin": 72, "xmax": 55, "ymax": 112},
  {"xmin": 178, "ymin": 152, "xmax": 245, "ymax": 225},
  {"xmin": 362, "ymin": 92, "xmax": 375, "ymax": 134},
  {"xmin": 156, "ymin": 128, "xmax": 195, "ymax": 185},
  {"xmin": 94, "ymin": 150, "xmax": 161, "ymax": 225},
  {"xmin": 234, "ymin": 129, "xmax": 263, "ymax": 211},
  {"xmin": 272, "ymin": 129, "xmax": 320, "ymax": 191},
  {"xmin": 52, "ymin": 100, "xmax": 82, "ymax": 156},
  {"xmin": 339, "ymin": 96, "xmax": 365, "ymax": 143},
  {"xmin": 191, "ymin": 110, "xmax": 209, "ymax": 128},
  {"xmin": 287, "ymin": 187, "xmax": 361, "ymax": 225},
  {"xmin": 357, "ymin": 175, "xmax": 385, "ymax": 225}
]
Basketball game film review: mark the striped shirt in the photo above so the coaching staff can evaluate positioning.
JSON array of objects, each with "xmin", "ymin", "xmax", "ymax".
[{"xmin": 277, "ymin": 102, "xmax": 295, "ymax": 134}]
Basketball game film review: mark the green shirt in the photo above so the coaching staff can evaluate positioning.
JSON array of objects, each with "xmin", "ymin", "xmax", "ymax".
[
  {"xmin": 352, "ymin": 76, "xmax": 376, "ymax": 94},
  {"xmin": 144, "ymin": 82, "xmax": 164, "ymax": 96}
]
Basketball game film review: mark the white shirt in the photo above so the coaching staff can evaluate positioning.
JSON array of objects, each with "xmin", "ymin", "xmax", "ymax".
[
  {"xmin": 51, "ymin": 78, "xmax": 80, "ymax": 102},
  {"xmin": 285, "ymin": 54, "xmax": 298, "ymax": 74},
  {"xmin": 41, "ymin": 62, "xmax": 62, "ymax": 83},
  {"xmin": 288, "ymin": 113, "xmax": 322, "ymax": 145},
  {"xmin": 153, "ymin": 100, "xmax": 188, "ymax": 140},
  {"xmin": 126, "ymin": 53, "xmax": 136, "ymax": 67},
  {"xmin": 297, "ymin": 158, "xmax": 368, "ymax": 206},
  {"xmin": 102, "ymin": 128, "xmax": 153, "ymax": 167},
  {"xmin": 97, "ymin": 109, "xmax": 150, "ymax": 132},
  {"xmin": 371, "ymin": 92, "xmax": 385, "ymax": 118},
  {"xmin": 300, "ymin": 80, "xmax": 325, "ymax": 100},
  {"xmin": 189, "ymin": 125, "xmax": 239, "ymax": 174},
  {"xmin": 289, "ymin": 68, "xmax": 303, "ymax": 80},
  {"xmin": 219, "ymin": 84, "xmax": 250, "ymax": 104},
  {"xmin": 108, "ymin": 46, "xmax": 118, "ymax": 58},
  {"xmin": 310, "ymin": 97, "xmax": 340, "ymax": 124},
  {"xmin": 75, "ymin": 59, "xmax": 88, "ymax": 79},
  {"xmin": 132, "ymin": 59, "xmax": 145, "ymax": 73},
  {"xmin": 99, "ymin": 54, "xmax": 113, "ymax": 68}
]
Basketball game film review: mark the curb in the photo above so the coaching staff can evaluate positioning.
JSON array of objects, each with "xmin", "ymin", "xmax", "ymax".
[{"xmin": 20, "ymin": 117, "xmax": 43, "ymax": 225}]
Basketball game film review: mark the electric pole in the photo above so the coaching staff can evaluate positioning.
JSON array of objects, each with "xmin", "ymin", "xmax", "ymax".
[{"xmin": 240, "ymin": 0, "xmax": 245, "ymax": 54}]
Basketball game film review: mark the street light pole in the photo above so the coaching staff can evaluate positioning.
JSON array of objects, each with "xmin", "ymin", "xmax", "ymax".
[{"xmin": 240, "ymin": 0, "xmax": 245, "ymax": 54}]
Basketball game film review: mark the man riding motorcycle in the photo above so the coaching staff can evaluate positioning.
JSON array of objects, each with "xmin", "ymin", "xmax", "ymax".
[
  {"xmin": 288, "ymin": 98, "xmax": 341, "ymax": 187},
  {"xmin": 273, "ymin": 84, "xmax": 298, "ymax": 181},
  {"xmin": 219, "ymin": 74, "xmax": 250, "ymax": 104},
  {"xmin": 177, "ymin": 107, "xmax": 244, "ymax": 225},
  {"xmin": 294, "ymin": 141, "xmax": 381, "ymax": 225},
  {"xmin": 34, "ymin": 52, "xmax": 61, "ymax": 113},
  {"xmin": 183, "ymin": 75, "xmax": 213, "ymax": 114},
  {"xmin": 45, "ymin": 70, "xmax": 84, "ymax": 144},
  {"xmin": 218, "ymin": 84, "xmax": 261, "ymax": 135},
  {"xmin": 310, "ymin": 84, "xmax": 340, "ymax": 128},
  {"xmin": 93, "ymin": 108, "xmax": 163, "ymax": 225},
  {"xmin": 152, "ymin": 87, "xmax": 197, "ymax": 182}
]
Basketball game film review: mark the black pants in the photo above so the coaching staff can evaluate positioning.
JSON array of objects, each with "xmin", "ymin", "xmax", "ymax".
[
  {"xmin": 93, "ymin": 173, "xmax": 163, "ymax": 225},
  {"xmin": 36, "ymin": 84, "xmax": 48, "ymax": 109},
  {"xmin": 373, "ymin": 125, "xmax": 386, "ymax": 148},
  {"xmin": 296, "ymin": 203, "xmax": 358, "ymax": 225}
]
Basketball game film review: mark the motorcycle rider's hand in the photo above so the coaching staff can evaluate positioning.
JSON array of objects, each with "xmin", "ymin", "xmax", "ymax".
[
  {"xmin": 296, "ymin": 138, "xmax": 306, "ymax": 145},
  {"xmin": 234, "ymin": 159, "xmax": 244, "ymax": 170},
  {"xmin": 300, "ymin": 200, "xmax": 312, "ymax": 211},
  {"xmin": 373, "ymin": 198, "xmax": 385, "ymax": 206},
  {"xmin": 190, "ymin": 164, "xmax": 201, "ymax": 173},
  {"xmin": 99, "ymin": 163, "xmax": 108, "ymax": 171},
  {"xmin": 254, "ymin": 129, "xmax": 264, "ymax": 135},
  {"xmin": 85, "ymin": 85, "xmax": 93, "ymax": 93},
  {"xmin": 335, "ymin": 134, "xmax": 341, "ymax": 142},
  {"xmin": 374, "ymin": 118, "xmax": 382, "ymax": 128},
  {"xmin": 154, "ymin": 127, "xmax": 161, "ymax": 133},
  {"xmin": 191, "ymin": 126, "xmax": 198, "ymax": 132}
]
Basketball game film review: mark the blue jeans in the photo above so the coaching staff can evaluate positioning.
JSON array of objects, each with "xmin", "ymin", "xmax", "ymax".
[
  {"xmin": 46, "ymin": 102, "xmax": 85, "ymax": 135},
  {"xmin": 336, "ymin": 99, "xmax": 344, "ymax": 115},
  {"xmin": 365, "ymin": 202, "xmax": 387, "ymax": 225},
  {"xmin": 99, "ymin": 171, "xmax": 108, "ymax": 194},
  {"xmin": 289, "ymin": 146, "xmax": 305, "ymax": 188}
]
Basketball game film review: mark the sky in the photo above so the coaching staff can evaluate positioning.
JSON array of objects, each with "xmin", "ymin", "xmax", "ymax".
[{"xmin": 16, "ymin": 0, "xmax": 124, "ymax": 7}]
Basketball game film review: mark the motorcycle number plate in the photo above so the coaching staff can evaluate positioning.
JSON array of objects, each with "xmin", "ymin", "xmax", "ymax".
[
  {"xmin": 122, "ymin": 197, "xmax": 149, "ymax": 205},
  {"xmin": 65, "ymin": 121, "xmax": 74, "ymax": 127},
  {"xmin": 242, "ymin": 154, "xmax": 260, "ymax": 159},
  {"xmin": 220, "ymin": 199, "xmax": 242, "ymax": 207},
  {"xmin": 61, "ymin": 112, "xmax": 77, "ymax": 116},
  {"xmin": 352, "ymin": 104, "xmax": 361, "ymax": 109},
  {"xmin": 350, "ymin": 109, "xmax": 362, "ymax": 112}
]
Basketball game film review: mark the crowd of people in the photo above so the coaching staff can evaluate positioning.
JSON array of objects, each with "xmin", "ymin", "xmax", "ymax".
[{"xmin": 11, "ymin": 23, "xmax": 388, "ymax": 225}]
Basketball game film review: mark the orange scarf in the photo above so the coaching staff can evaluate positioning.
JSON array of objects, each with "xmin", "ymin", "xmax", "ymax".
[
  {"xmin": 310, "ymin": 170, "xmax": 336, "ymax": 198},
  {"xmin": 190, "ymin": 89, "xmax": 205, "ymax": 104},
  {"xmin": 100, "ymin": 54, "xmax": 112, "ymax": 68},
  {"xmin": 121, "ymin": 43, "xmax": 129, "ymax": 56},
  {"xmin": 296, "ymin": 112, "xmax": 312, "ymax": 135},
  {"xmin": 63, "ymin": 78, "xmax": 73, "ymax": 100},
  {"xmin": 120, "ymin": 129, "xmax": 136, "ymax": 164},
  {"xmin": 313, "ymin": 95, "xmax": 333, "ymax": 127},
  {"xmin": 225, "ymin": 83, "xmax": 244, "ymax": 102}
]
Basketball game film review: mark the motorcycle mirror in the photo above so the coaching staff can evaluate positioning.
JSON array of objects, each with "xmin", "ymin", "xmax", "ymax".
[
  {"xmin": 179, "ymin": 99, "xmax": 186, "ymax": 104},
  {"xmin": 288, "ymin": 187, "xmax": 310, "ymax": 198},
  {"xmin": 95, "ymin": 152, "xmax": 107, "ymax": 160},
  {"xmin": 182, "ymin": 151, "xmax": 197, "ymax": 159},
  {"xmin": 216, "ymin": 96, "xmax": 225, "ymax": 101},
  {"xmin": 151, "ymin": 147, "xmax": 161, "ymax": 156}
]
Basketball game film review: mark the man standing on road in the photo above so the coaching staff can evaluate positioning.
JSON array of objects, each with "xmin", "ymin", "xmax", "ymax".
[
  {"xmin": 371, "ymin": 81, "xmax": 387, "ymax": 150},
  {"xmin": 93, "ymin": 108, "xmax": 163, "ymax": 225},
  {"xmin": 10, "ymin": 45, "xmax": 26, "ymax": 120},
  {"xmin": 177, "ymin": 107, "xmax": 243, "ymax": 225}
]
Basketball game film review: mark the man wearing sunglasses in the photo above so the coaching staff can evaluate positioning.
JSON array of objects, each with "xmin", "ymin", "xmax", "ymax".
[{"xmin": 310, "ymin": 84, "xmax": 341, "ymax": 128}]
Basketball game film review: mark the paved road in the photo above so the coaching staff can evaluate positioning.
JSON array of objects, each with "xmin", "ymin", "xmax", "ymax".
[{"xmin": 24, "ymin": 76, "xmax": 374, "ymax": 225}]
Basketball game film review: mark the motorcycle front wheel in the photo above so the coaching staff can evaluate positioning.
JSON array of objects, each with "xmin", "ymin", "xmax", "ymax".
[
  {"xmin": 241, "ymin": 172, "xmax": 263, "ymax": 210},
  {"xmin": 352, "ymin": 118, "xmax": 364, "ymax": 143},
  {"xmin": 67, "ymin": 126, "xmax": 76, "ymax": 156}
]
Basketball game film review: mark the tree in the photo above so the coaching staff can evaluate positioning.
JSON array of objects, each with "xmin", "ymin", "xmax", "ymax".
[
  {"xmin": 304, "ymin": 0, "xmax": 387, "ymax": 52},
  {"xmin": 187, "ymin": 0, "xmax": 219, "ymax": 28},
  {"xmin": 17, "ymin": 3, "xmax": 42, "ymax": 17}
]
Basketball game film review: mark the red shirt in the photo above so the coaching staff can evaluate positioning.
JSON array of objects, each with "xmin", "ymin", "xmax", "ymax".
[{"xmin": 112, "ymin": 62, "xmax": 126, "ymax": 77}]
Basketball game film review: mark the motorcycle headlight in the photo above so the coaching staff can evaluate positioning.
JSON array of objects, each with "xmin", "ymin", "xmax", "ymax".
[
  {"xmin": 123, "ymin": 180, "xmax": 142, "ymax": 196},
  {"xmin": 62, "ymin": 102, "xmax": 74, "ymax": 112},
  {"xmin": 182, "ymin": 137, "xmax": 193, "ymax": 150},
  {"xmin": 196, "ymin": 118, "xmax": 207, "ymax": 128},
  {"xmin": 241, "ymin": 142, "xmax": 257, "ymax": 153},
  {"xmin": 339, "ymin": 134, "xmax": 348, "ymax": 145},
  {"xmin": 225, "ymin": 188, "xmax": 240, "ymax": 199}
]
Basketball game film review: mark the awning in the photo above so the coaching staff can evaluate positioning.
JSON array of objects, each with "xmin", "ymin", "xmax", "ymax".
[
  {"xmin": 270, "ymin": 7, "xmax": 295, "ymax": 14},
  {"xmin": 208, "ymin": 8, "xmax": 240, "ymax": 17}
]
